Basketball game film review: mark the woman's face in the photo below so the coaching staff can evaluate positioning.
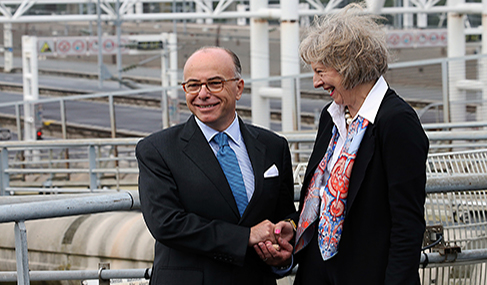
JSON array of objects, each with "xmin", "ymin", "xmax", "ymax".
[{"xmin": 311, "ymin": 62, "xmax": 349, "ymax": 106}]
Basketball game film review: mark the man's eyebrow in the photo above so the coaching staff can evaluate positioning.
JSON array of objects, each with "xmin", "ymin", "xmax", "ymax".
[
  {"xmin": 183, "ymin": 76, "xmax": 224, "ymax": 82},
  {"xmin": 207, "ymin": 76, "xmax": 225, "ymax": 81}
]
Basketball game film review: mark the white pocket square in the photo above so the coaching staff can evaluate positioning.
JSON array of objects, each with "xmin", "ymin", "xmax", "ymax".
[{"xmin": 264, "ymin": 164, "xmax": 279, "ymax": 178}]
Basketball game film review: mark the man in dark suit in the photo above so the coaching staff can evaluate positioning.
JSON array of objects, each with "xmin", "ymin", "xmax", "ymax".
[{"xmin": 136, "ymin": 46, "xmax": 296, "ymax": 285}]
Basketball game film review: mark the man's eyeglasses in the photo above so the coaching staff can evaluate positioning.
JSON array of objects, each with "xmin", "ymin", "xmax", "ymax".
[{"xmin": 181, "ymin": 78, "xmax": 239, "ymax": 94}]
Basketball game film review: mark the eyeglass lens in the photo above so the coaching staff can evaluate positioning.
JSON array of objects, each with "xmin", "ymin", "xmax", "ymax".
[{"xmin": 185, "ymin": 80, "xmax": 224, "ymax": 93}]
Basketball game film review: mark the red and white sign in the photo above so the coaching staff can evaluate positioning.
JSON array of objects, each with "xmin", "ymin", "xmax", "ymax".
[
  {"xmin": 102, "ymin": 38, "xmax": 116, "ymax": 53},
  {"xmin": 72, "ymin": 39, "xmax": 86, "ymax": 54},
  {"xmin": 88, "ymin": 39, "xmax": 99, "ymax": 53},
  {"xmin": 386, "ymin": 29, "xmax": 449, "ymax": 49},
  {"xmin": 388, "ymin": 33, "xmax": 400, "ymax": 47},
  {"xmin": 402, "ymin": 33, "xmax": 413, "ymax": 46},
  {"xmin": 56, "ymin": 40, "xmax": 71, "ymax": 55},
  {"xmin": 38, "ymin": 36, "xmax": 131, "ymax": 56}
]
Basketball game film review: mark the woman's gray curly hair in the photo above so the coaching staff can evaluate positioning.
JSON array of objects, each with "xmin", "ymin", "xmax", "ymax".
[{"xmin": 299, "ymin": 2, "xmax": 390, "ymax": 90}]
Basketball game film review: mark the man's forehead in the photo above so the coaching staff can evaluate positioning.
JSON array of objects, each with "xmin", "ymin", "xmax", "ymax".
[{"xmin": 184, "ymin": 52, "xmax": 234, "ymax": 79}]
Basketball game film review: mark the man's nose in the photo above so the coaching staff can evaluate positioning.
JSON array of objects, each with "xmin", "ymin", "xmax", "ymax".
[{"xmin": 197, "ymin": 84, "xmax": 211, "ymax": 97}]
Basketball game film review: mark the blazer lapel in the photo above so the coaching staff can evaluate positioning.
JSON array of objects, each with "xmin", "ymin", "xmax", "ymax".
[
  {"xmin": 346, "ymin": 122, "xmax": 376, "ymax": 213},
  {"xmin": 347, "ymin": 89, "xmax": 394, "ymax": 212},
  {"xmin": 303, "ymin": 110, "xmax": 375, "ymax": 214},
  {"xmin": 239, "ymin": 118, "xmax": 266, "ymax": 219},
  {"xmin": 302, "ymin": 118, "xmax": 334, "ymax": 190},
  {"xmin": 180, "ymin": 116, "xmax": 240, "ymax": 218}
]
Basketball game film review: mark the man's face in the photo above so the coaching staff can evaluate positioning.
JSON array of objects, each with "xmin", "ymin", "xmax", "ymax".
[{"xmin": 183, "ymin": 48, "xmax": 244, "ymax": 132}]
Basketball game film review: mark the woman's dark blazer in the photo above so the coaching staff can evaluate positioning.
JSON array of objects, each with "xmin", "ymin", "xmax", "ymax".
[{"xmin": 291, "ymin": 88, "xmax": 429, "ymax": 285}]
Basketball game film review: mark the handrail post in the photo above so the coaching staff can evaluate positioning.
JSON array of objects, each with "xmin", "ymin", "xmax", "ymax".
[
  {"xmin": 89, "ymin": 145, "xmax": 97, "ymax": 191},
  {"xmin": 0, "ymin": 147, "xmax": 9, "ymax": 196},
  {"xmin": 15, "ymin": 221, "xmax": 30, "ymax": 285},
  {"xmin": 98, "ymin": 263, "xmax": 110, "ymax": 285},
  {"xmin": 441, "ymin": 60, "xmax": 450, "ymax": 123},
  {"xmin": 60, "ymin": 98, "xmax": 67, "ymax": 139},
  {"xmin": 109, "ymin": 94, "xmax": 116, "ymax": 139},
  {"xmin": 15, "ymin": 103, "xmax": 22, "ymax": 141},
  {"xmin": 108, "ymin": 94, "xmax": 119, "ymax": 168}
]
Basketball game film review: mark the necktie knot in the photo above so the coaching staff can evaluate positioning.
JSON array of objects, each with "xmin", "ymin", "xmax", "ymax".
[{"xmin": 214, "ymin": 132, "xmax": 229, "ymax": 148}]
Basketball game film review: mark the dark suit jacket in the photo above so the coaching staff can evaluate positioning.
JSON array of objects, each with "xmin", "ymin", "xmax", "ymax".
[
  {"xmin": 136, "ymin": 115, "xmax": 296, "ymax": 285},
  {"xmin": 290, "ymin": 89, "xmax": 429, "ymax": 285}
]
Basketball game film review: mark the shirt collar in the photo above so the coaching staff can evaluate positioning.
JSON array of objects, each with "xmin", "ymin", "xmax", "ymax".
[
  {"xmin": 328, "ymin": 75, "xmax": 388, "ymax": 125},
  {"xmin": 195, "ymin": 113, "xmax": 242, "ymax": 145}
]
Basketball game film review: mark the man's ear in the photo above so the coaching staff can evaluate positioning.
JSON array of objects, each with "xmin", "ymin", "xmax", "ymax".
[{"xmin": 235, "ymin": 79, "xmax": 244, "ymax": 100}]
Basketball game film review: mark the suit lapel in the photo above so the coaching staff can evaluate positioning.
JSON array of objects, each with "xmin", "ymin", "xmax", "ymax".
[
  {"xmin": 180, "ymin": 116, "xmax": 240, "ymax": 218},
  {"xmin": 239, "ymin": 119, "xmax": 266, "ymax": 219}
]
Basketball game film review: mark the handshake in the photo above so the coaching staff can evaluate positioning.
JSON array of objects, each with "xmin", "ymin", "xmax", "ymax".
[{"xmin": 248, "ymin": 220, "xmax": 295, "ymax": 267}]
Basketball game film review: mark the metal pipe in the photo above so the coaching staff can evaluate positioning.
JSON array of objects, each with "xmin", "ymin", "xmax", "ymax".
[
  {"xmin": 0, "ymin": 190, "xmax": 140, "ymax": 223},
  {"xmin": 2, "ymin": 248, "xmax": 487, "ymax": 282},
  {"xmin": 1, "ymin": 4, "xmax": 487, "ymax": 24},
  {"xmin": 423, "ymin": 121, "xmax": 487, "ymax": 130},
  {"xmin": 426, "ymin": 175, "xmax": 487, "ymax": 193},
  {"xmin": 420, "ymin": 249, "xmax": 487, "ymax": 267},
  {"xmin": 0, "ymin": 268, "xmax": 151, "ymax": 282},
  {"xmin": 426, "ymin": 130, "xmax": 487, "ymax": 140}
]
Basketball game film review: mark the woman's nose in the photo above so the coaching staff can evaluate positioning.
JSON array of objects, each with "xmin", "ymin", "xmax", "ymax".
[{"xmin": 313, "ymin": 74, "xmax": 323, "ymax": 88}]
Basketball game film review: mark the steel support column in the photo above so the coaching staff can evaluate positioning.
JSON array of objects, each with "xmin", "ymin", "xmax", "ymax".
[
  {"xmin": 161, "ymin": 33, "xmax": 178, "ymax": 128},
  {"xmin": 280, "ymin": 0, "xmax": 300, "ymax": 132},
  {"xmin": 481, "ymin": 0, "xmax": 487, "ymax": 124},
  {"xmin": 250, "ymin": 0, "xmax": 270, "ymax": 129},
  {"xmin": 21, "ymin": 36, "xmax": 39, "ymax": 142},
  {"xmin": 3, "ymin": 15, "xmax": 13, "ymax": 73},
  {"xmin": 168, "ymin": 33, "xmax": 179, "ymax": 126},
  {"xmin": 448, "ymin": 0, "xmax": 466, "ymax": 123}
]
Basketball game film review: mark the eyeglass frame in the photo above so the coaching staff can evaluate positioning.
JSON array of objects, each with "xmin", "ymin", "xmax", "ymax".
[{"xmin": 181, "ymin": 77, "xmax": 240, "ymax": 94}]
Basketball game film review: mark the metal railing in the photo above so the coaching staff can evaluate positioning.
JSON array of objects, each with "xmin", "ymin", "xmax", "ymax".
[
  {"xmin": 1, "ymin": 160, "xmax": 487, "ymax": 284},
  {"xmin": 0, "ymin": 138, "xmax": 140, "ymax": 196},
  {"xmin": 1, "ymin": 123, "xmax": 487, "ymax": 196},
  {"xmin": 1, "ymin": 123, "xmax": 487, "ymax": 284},
  {"xmin": 0, "ymin": 190, "xmax": 140, "ymax": 284},
  {"xmin": 1, "ymin": 139, "xmax": 487, "ymax": 284},
  {"xmin": 1, "ymin": 53, "xmax": 487, "ymax": 141}
]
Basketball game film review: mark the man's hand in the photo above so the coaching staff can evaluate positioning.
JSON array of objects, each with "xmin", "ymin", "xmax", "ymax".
[{"xmin": 248, "ymin": 220, "xmax": 277, "ymax": 246}]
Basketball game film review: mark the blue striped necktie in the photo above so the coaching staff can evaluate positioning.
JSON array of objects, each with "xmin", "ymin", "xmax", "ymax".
[{"xmin": 213, "ymin": 132, "xmax": 248, "ymax": 217}]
